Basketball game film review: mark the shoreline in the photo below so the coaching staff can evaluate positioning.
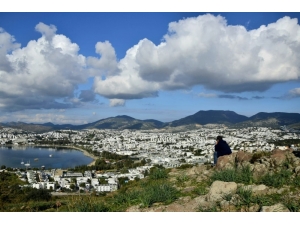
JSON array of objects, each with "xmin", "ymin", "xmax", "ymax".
[{"xmin": 2, "ymin": 144, "xmax": 98, "ymax": 167}]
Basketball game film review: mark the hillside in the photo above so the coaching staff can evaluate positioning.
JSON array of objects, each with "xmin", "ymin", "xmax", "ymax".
[{"xmin": 2, "ymin": 148, "xmax": 300, "ymax": 212}]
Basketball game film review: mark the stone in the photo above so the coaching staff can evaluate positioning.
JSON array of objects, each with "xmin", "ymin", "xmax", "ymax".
[
  {"xmin": 207, "ymin": 181, "xmax": 238, "ymax": 202},
  {"xmin": 243, "ymin": 184, "xmax": 269, "ymax": 196},
  {"xmin": 236, "ymin": 151, "xmax": 252, "ymax": 163},
  {"xmin": 216, "ymin": 153, "xmax": 236, "ymax": 170},
  {"xmin": 260, "ymin": 203, "xmax": 290, "ymax": 212},
  {"xmin": 253, "ymin": 163, "xmax": 268, "ymax": 179}
]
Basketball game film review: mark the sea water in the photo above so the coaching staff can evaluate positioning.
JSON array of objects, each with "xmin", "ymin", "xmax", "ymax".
[{"xmin": 0, "ymin": 146, "xmax": 94, "ymax": 169}]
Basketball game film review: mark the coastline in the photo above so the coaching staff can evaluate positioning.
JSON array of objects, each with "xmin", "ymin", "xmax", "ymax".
[{"xmin": 3, "ymin": 144, "xmax": 98, "ymax": 167}]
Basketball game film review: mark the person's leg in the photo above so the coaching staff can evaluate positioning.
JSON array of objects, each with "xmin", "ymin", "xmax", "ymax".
[{"xmin": 213, "ymin": 151, "xmax": 218, "ymax": 165}]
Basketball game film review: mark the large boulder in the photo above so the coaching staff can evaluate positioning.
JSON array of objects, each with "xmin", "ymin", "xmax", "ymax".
[
  {"xmin": 207, "ymin": 181, "xmax": 237, "ymax": 202},
  {"xmin": 216, "ymin": 153, "xmax": 236, "ymax": 170}
]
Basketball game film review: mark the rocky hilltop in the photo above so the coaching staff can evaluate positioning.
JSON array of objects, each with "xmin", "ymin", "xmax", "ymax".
[{"xmin": 126, "ymin": 148, "xmax": 300, "ymax": 212}]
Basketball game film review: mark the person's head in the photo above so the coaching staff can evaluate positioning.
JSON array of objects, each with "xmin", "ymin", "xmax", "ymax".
[{"xmin": 216, "ymin": 136, "xmax": 223, "ymax": 143}]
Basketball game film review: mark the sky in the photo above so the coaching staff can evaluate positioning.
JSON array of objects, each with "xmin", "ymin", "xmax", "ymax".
[{"xmin": 1, "ymin": 2, "xmax": 300, "ymax": 125}]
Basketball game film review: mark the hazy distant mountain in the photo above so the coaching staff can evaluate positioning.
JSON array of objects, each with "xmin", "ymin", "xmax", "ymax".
[
  {"xmin": 166, "ymin": 110, "xmax": 249, "ymax": 127},
  {"xmin": 1, "ymin": 111, "xmax": 300, "ymax": 132},
  {"xmin": 79, "ymin": 115, "xmax": 164, "ymax": 130}
]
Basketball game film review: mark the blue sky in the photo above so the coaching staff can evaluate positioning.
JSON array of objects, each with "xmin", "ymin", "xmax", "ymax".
[{"xmin": 1, "ymin": 3, "xmax": 300, "ymax": 124}]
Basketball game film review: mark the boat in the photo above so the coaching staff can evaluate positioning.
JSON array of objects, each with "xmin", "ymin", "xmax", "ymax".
[
  {"xmin": 21, "ymin": 159, "xmax": 24, "ymax": 164},
  {"xmin": 24, "ymin": 161, "xmax": 30, "ymax": 167},
  {"xmin": 49, "ymin": 154, "xmax": 52, "ymax": 157},
  {"xmin": 34, "ymin": 158, "xmax": 39, "ymax": 161}
]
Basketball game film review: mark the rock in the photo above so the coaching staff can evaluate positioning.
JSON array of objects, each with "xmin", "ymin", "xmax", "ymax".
[
  {"xmin": 260, "ymin": 203, "xmax": 290, "ymax": 212},
  {"xmin": 295, "ymin": 166, "xmax": 300, "ymax": 174},
  {"xmin": 207, "ymin": 181, "xmax": 238, "ymax": 202},
  {"xmin": 249, "ymin": 204, "xmax": 260, "ymax": 212},
  {"xmin": 270, "ymin": 150, "xmax": 287, "ymax": 166},
  {"xmin": 216, "ymin": 153, "xmax": 236, "ymax": 170},
  {"xmin": 253, "ymin": 163, "xmax": 268, "ymax": 179},
  {"xmin": 236, "ymin": 151, "xmax": 252, "ymax": 163},
  {"xmin": 243, "ymin": 184, "xmax": 269, "ymax": 196}
]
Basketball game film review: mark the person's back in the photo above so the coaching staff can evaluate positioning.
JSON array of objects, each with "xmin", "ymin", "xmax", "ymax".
[
  {"xmin": 214, "ymin": 136, "xmax": 232, "ymax": 165},
  {"xmin": 215, "ymin": 139, "xmax": 232, "ymax": 157}
]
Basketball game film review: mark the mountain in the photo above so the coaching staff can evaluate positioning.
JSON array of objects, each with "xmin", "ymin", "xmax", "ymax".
[
  {"xmin": 234, "ymin": 112, "xmax": 300, "ymax": 128},
  {"xmin": 77, "ymin": 115, "xmax": 164, "ymax": 130},
  {"xmin": 166, "ymin": 110, "xmax": 249, "ymax": 127},
  {"xmin": 1, "ymin": 111, "xmax": 300, "ymax": 132}
]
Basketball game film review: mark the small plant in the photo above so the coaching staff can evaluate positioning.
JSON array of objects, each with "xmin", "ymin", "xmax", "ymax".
[
  {"xmin": 222, "ymin": 193, "xmax": 233, "ymax": 202},
  {"xmin": 192, "ymin": 182, "xmax": 209, "ymax": 196},
  {"xmin": 236, "ymin": 186, "xmax": 253, "ymax": 208},
  {"xmin": 258, "ymin": 169, "xmax": 292, "ymax": 188},
  {"xmin": 283, "ymin": 196, "xmax": 300, "ymax": 212},
  {"xmin": 176, "ymin": 173, "xmax": 189, "ymax": 187},
  {"xmin": 210, "ymin": 165, "xmax": 253, "ymax": 185}
]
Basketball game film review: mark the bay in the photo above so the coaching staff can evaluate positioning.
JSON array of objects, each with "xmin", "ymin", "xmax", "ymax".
[{"xmin": 0, "ymin": 146, "xmax": 94, "ymax": 169}]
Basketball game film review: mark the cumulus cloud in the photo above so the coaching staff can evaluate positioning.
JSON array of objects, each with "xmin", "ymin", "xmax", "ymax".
[
  {"xmin": 109, "ymin": 99, "xmax": 125, "ymax": 107},
  {"xmin": 87, "ymin": 41, "xmax": 119, "ymax": 76},
  {"xmin": 0, "ymin": 23, "xmax": 87, "ymax": 111},
  {"xmin": 93, "ymin": 14, "xmax": 300, "ymax": 100}
]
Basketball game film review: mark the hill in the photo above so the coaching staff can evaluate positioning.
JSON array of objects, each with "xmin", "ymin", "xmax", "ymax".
[{"xmin": 1, "ymin": 110, "xmax": 300, "ymax": 132}]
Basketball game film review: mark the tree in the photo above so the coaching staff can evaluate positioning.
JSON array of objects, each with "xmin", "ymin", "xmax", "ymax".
[
  {"xmin": 70, "ymin": 183, "xmax": 76, "ymax": 190},
  {"xmin": 79, "ymin": 183, "xmax": 86, "ymax": 188},
  {"xmin": 1, "ymin": 165, "xmax": 6, "ymax": 169}
]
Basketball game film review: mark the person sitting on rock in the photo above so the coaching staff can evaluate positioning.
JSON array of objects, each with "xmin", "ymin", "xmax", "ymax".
[{"xmin": 213, "ymin": 135, "xmax": 232, "ymax": 165}]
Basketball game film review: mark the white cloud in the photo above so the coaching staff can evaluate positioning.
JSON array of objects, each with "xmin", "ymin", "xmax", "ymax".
[
  {"xmin": 0, "ymin": 23, "xmax": 88, "ymax": 111},
  {"xmin": 87, "ymin": 41, "xmax": 119, "ymax": 76},
  {"xmin": 288, "ymin": 87, "xmax": 300, "ymax": 98},
  {"xmin": 93, "ymin": 14, "xmax": 300, "ymax": 100},
  {"xmin": 109, "ymin": 99, "xmax": 125, "ymax": 107}
]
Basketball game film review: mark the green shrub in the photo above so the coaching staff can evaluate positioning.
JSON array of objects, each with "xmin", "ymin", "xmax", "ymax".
[
  {"xmin": 149, "ymin": 168, "xmax": 168, "ymax": 180},
  {"xmin": 258, "ymin": 170, "xmax": 292, "ymax": 188},
  {"xmin": 210, "ymin": 165, "xmax": 253, "ymax": 185}
]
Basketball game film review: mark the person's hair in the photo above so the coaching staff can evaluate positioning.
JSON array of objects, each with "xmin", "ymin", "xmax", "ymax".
[{"xmin": 216, "ymin": 136, "xmax": 223, "ymax": 141}]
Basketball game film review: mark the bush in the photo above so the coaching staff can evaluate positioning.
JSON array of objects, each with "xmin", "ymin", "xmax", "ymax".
[
  {"xmin": 210, "ymin": 165, "xmax": 253, "ymax": 185},
  {"xmin": 24, "ymin": 188, "xmax": 51, "ymax": 202},
  {"xmin": 149, "ymin": 168, "xmax": 168, "ymax": 180},
  {"xmin": 258, "ymin": 170, "xmax": 292, "ymax": 188}
]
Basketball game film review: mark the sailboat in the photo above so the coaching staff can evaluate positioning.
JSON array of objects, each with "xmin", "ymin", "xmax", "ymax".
[
  {"xmin": 21, "ymin": 159, "xmax": 24, "ymax": 165},
  {"xmin": 24, "ymin": 160, "xmax": 30, "ymax": 167}
]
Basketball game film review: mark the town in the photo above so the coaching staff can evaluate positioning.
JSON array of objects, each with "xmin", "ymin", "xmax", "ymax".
[{"xmin": 0, "ymin": 126, "xmax": 299, "ymax": 194}]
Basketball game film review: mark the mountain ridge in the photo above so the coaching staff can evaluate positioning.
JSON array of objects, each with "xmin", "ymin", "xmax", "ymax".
[{"xmin": 1, "ymin": 110, "xmax": 300, "ymax": 132}]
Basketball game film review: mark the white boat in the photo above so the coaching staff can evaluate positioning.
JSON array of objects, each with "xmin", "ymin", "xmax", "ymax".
[
  {"xmin": 21, "ymin": 159, "xmax": 24, "ymax": 164},
  {"xmin": 49, "ymin": 154, "xmax": 52, "ymax": 157},
  {"xmin": 24, "ymin": 161, "xmax": 30, "ymax": 167}
]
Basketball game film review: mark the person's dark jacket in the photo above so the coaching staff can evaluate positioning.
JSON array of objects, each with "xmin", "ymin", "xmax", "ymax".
[{"xmin": 215, "ymin": 139, "xmax": 232, "ymax": 157}]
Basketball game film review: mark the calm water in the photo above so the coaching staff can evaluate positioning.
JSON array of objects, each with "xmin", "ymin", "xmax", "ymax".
[{"xmin": 0, "ymin": 146, "xmax": 94, "ymax": 169}]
